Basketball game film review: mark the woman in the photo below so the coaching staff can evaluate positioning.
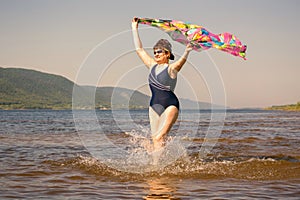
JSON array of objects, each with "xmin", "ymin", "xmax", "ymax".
[{"xmin": 132, "ymin": 17, "xmax": 192, "ymax": 150}]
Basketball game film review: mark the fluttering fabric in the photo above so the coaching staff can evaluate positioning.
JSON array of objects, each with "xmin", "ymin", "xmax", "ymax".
[{"xmin": 138, "ymin": 18, "xmax": 247, "ymax": 60}]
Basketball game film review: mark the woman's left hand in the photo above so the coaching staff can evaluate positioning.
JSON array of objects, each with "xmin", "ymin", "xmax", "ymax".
[{"xmin": 185, "ymin": 43, "xmax": 193, "ymax": 52}]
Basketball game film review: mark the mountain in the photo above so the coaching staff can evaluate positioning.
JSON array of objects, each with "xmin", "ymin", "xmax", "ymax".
[
  {"xmin": 77, "ymin": 85, "xmax": 149, "ymax": 110},
  {"xmin": 0, "ymin": 67, "xmax": 74, "ymax": 109},
  {"xmin": 0, "ymin": 67, "xmax": 150, "ymax": 109},
  {"xmin": 0, "ymin": 67, "xmax": 219, "ymax": 110}
]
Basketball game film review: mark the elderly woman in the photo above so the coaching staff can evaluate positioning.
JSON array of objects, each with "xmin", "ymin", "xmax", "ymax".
[{"xmin": 132, "ymin": 17, "xmax": 192, "ymax": 150}]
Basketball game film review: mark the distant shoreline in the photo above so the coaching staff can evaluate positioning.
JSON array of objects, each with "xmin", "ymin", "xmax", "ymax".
[
  {"xmin": 265, "ymin": 102, "xmax": 300, "ymax": 112},
  {"xmin": 1, "ymin": 105, "xmax": 299, "ymax": 112},
  {"xmin": 0, "ymin": 108, "xmax": 267, "ymax": 112},
  {"xmin": 0, "ymin": 107, "xmax": 147, "ymax": 111}
]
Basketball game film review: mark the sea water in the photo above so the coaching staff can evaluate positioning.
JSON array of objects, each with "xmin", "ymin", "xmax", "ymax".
[{"xmin": 0, "ymin": 109, "xmax": 299, "ymax": 199}]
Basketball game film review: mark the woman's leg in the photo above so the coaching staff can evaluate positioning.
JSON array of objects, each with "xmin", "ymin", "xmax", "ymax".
[
  {"xmin": 149, "ymin": 106, "xmax": 179, "ymax": 150},
  {"xmin": 149, "ymin": 107, "xmax": 160, "ymax": 137}
]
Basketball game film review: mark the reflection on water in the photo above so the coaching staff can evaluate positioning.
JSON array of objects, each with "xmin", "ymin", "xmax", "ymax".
[{"xmin": 144, "ymin": 177, "xmax": 179, "ymax": 200}]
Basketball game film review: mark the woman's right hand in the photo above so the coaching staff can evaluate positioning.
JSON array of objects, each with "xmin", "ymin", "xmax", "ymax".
[{"xmin": 132, "ymin": 17, "xmax": 139, "ymax": 29}]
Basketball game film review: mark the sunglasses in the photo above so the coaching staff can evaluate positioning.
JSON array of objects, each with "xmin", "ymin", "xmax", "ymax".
[{"xmin": 153, "ymin": 49, "xmax": 165, "ymax": 55}]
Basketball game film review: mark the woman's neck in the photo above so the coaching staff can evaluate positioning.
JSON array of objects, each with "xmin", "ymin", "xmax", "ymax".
[{"xmin": 156, "ymin": 60, "xmax": 169, "ymax": 65}]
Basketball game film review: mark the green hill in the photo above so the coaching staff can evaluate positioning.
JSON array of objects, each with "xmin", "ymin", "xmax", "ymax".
[
  {"xmin": 0, "ymin": 67, "xmax": 221, "ymax": 110},
  {"xmin": 265, "ymin": 102, "xmax": 300, "ymax": 112},
  {"xmin": 0, "ymin": 67, "xmax": 73, "ymax": 109},
  {"xmin": 78, "ymin": 86, "xmax": 149, "ymax": 110},
  {"xmin": 0, "ymin": 67, "xmax": 149, "ymax": 110}
]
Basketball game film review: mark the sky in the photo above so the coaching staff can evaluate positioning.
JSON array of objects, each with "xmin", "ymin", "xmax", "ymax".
[{"xmin": 0, "ymin": 0, "xmax": 299, "ymax": 108}]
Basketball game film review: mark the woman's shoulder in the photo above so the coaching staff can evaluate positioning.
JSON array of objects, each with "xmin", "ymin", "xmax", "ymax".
[{"xmin": 149, "ymin": 63, "xmax": 158, "ymax": 69}]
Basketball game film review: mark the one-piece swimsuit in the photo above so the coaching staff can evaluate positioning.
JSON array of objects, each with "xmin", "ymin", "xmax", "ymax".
[{"xmin": 148, "ymin": 64, "xmax": 179, "ymax": 116}]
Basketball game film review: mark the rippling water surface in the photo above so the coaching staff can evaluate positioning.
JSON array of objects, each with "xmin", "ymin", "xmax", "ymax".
[{"xmin": 0, "ymin": 109, "xmax": 299, "ymax": 199}]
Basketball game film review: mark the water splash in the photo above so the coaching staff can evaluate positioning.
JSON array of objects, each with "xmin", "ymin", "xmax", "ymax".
[
  {"xmin": 122, "ymin": 126, "xmax": 191, "ymax": 172},
  {"xmin": 50, "ymin": 152, "xmax": 300, "ymax": 181}
]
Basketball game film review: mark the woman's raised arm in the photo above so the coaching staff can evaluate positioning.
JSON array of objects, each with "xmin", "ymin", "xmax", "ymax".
[
  {"xmin": 169, "ymin": 43, "xmax": 193, "ymax": 73},
  {"xmin": 132, "ymin": 17, "xmax": 156, "ymax": 68}
]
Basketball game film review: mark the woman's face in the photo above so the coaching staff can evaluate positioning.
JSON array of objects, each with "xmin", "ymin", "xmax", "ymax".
[{"xmin": 154, "ymin": 48, "xmax": 170, "ymax": 64}]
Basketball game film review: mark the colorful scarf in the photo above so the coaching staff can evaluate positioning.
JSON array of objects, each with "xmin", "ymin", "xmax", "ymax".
[{"xmin": 138, "ymin": 18, "xmax": 247, "ymax": 60}]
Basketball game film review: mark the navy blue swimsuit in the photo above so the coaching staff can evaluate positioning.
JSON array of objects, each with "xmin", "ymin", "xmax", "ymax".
[{"xmin": 148, "ymin": 64, "xmax": 179, "ymax": 116}]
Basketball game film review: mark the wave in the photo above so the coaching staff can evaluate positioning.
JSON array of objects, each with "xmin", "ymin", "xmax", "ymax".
[
  {"xmin": 45, "ymin": 152, "xmax": 300, "ymax": 181},
  {"xmin": 43, "ymin": 127, "xmax": 300, "ymax": 181}
]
